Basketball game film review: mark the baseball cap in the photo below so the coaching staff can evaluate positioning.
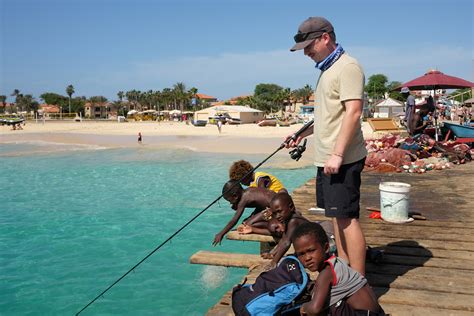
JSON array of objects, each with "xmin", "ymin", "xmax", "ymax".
[
  {"xmin": 401, "ymin": 87, "xmax": 410, "ymax": 93},
  {"xmin": 290, "ymin": 17, "xmax": 334, "ymax": 52}
]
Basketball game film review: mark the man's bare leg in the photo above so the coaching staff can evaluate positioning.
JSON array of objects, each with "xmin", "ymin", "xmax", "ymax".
[{"xmin": 333, "ymin": 217, "xmax": 366, "ymax": 276}]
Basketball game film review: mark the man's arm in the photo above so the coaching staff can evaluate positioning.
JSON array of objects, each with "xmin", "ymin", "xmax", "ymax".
[{"xmin": 324, "ymin": 99, "xmax": 362, "ymax": 175}]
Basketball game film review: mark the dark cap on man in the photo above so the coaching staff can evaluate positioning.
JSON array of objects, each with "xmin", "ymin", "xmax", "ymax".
[{"xmin": 290, "ymin": 17, "xmax": 334, "ymax": 52}]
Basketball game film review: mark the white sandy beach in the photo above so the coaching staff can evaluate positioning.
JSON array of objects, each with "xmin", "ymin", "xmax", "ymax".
[{"xmin": 0, "ymin": 120, "xmax": 397, "ymax": 168}]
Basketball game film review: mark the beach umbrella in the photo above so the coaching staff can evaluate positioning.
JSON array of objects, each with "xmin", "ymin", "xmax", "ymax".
[
  {"xmin": 399, "ymin": 70, "xmax": 473, "ymax": 140},
  {"xmin": 400, "ymin": 70, "xmax": 473, "ymax": 91}
]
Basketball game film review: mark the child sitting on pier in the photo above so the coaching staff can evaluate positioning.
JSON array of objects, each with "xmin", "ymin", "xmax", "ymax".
[
  {"xmin": 229, "ymin": 160, "xmax": 287, "ymax": 193},
  {"xmin": 292, "ymin": 222, "xmax": 385, "ymax": 316},
  {"xmin": 260, "ymin": 192, "xmax": 310, "ymax": 270},
  {"xmin": 212, "ymin": 180, "xmax": 275, "ymax": 246}
]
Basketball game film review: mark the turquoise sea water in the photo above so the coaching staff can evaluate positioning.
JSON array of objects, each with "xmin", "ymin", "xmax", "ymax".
[{"xmin": 0, "ymin": 142, "xmax": 313, "ymax": 315}]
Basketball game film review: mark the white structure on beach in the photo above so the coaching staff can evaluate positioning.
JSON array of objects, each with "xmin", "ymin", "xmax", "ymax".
[
  {"xmin": 194, "ymin": 105, "xmax": 264, "ymax": 124},
  {"xmin": 374, "ymin": 98, "xmax": 404, "ymax": 118}
]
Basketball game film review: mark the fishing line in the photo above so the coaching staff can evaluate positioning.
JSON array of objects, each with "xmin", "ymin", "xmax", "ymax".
[{"xmin": 76, "ymin": 120, "xmax": 314, "ymax": 315}]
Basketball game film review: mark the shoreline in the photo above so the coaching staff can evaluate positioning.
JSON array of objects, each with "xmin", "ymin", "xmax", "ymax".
[{"xmin": 0, "ymin": 120, "xmax": 395, "ymax": 168}]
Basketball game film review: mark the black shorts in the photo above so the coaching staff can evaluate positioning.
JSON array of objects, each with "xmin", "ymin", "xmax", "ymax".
[{"xmin": 316, "ymin": 157, "xmax": 365, "ymax": 219}]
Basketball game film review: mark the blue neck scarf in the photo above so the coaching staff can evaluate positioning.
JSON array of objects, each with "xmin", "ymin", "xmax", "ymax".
[{"xmin": 315, "ymin": 44, "xmax": 345, "ymax": 71}]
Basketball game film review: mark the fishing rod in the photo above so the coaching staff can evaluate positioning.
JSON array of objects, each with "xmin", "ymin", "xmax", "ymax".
[{"xmin": 76, "ymin": 119, "xmax": 314, "ymax": 315}]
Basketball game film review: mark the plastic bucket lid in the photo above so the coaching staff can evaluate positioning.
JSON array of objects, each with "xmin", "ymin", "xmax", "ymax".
[{"xmin": 379, "ymin": 182, "xmax": 411, "ymax": 193}]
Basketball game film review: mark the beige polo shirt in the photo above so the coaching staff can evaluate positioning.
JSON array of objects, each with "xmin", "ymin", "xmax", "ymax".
[{"xmin": 314, "ymin": 53, "xmax": 367, "ymax": 167}]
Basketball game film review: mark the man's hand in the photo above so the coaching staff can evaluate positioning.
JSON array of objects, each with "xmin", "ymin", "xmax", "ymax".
[
  {"xmin": 212, "ymin": 232, "xmax": 224, "ymax": 246},
  {"xmin": 323, "ymin": 154, "xmax": 343, "ymax": 175},
  {"xmin": 284, "ymin": 133, "xmax": 303, "ymax": 148}
]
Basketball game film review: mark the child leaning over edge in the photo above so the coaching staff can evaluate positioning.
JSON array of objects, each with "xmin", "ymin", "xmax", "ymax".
[
  {"xmin": 229, "ymin": 160, "xmax": 287, "ymax": 193},
  {"xmin": 212, "ymin": 180, "xmax": 275, "ymax": 246},
  {"xmin": 292, "ymin": 222, "xmax": 385, "ymax": 316}
]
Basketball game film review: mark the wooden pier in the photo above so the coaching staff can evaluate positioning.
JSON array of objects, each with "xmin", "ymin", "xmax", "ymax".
[{"xmin": 190, "ymin": 162, "xmax": 474, "ymax": 315}]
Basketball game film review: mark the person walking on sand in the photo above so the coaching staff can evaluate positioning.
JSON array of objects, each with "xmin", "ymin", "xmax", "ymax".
[
  {"xmin": 286, "ymin": 16, "xmax": 368, "ymax": 276},
  {"xmin": 217, "ymin": 119, "xmax": 223, "ymax": 133},
  {"xmin": 138, "ymin": 132, "xmax": 142, "ymax": 144}
]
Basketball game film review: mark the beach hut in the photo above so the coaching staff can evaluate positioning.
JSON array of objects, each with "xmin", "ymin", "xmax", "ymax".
[
  {"xmin": 374, "ymin": 98, "xmax": 404, "ymax": 118},
  {"xmin": 194, "ymin": 105, "xmax": 264, "ymax": 124}
]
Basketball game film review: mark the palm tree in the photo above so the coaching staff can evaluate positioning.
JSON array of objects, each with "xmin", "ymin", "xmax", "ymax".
[
  {"xmin": 11, "ymin": 89, "xmax": 20, "ymax": 113},
  {"xmin": 66, "ymin": 85, "xmax": 75, "ymax": 114},
  {"xmin": 117, "ymin": 91, "xmax": 125, "ymax": 116},
  {"xmin": 160, "ymin": 88, "xmax": 172, "ymax": 111},
  {"xmin": 173, "ymin": 82, "xmax": 187, "ymax": 112},
  {"xmin": 301, "ymin": 84, "xmax": 313, "ymax": 104},
  {"xmin": 117, "ymin": 91, "xmax": 124, "ymax": 102},
  {"xmin": 188, "ymin": 87, "xmax": 198, "ymax": 109},
  {"xmin": 0, "ymin": 95, "xmax": 6, "ymax": 114}
]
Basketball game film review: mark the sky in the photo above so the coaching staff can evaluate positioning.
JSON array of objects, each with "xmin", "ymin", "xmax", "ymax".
[{"xmin": 1, "ymin": 0, "xmax": 473, "ymax": 102}]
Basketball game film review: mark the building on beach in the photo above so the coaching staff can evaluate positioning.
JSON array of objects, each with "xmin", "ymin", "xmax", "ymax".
[
  {"xmin": 194, "ymin": 105, "xmax": 264, "ymax": 124},
  {"xmin": 373, "ymin": 97, "xmax": 405, "ymax": 118}
]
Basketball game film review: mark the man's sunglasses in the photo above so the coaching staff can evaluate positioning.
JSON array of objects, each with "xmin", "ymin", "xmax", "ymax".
[{"xmin": 293, "ymin": 31, "xmax": 323, "ymax": 43}]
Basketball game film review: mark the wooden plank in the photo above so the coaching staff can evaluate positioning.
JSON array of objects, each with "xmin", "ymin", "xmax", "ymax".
[
  {"xmin": 364, "ymin": 236, "xmax": 474, "ymax": 252},
  {"xmin": 367, "ymin": 244, "xmax": 474, "ymax": 260},
  {"xmin": 366, "ymin": 272, "xmax": 474, "ymax": 295},
  {"xmin": 365, "ymin": 263, "xmax": 473, "ymax": 280},
  {"xmin": 375, "ymin": 287, "xmax": 474, "ymax": 311},
  {"xmin": 381, "ymin": 254, "xmax": 474, "ymax": 270},
  {"xmin": 226, "ymin": 231, "xmax": 274, "ymax": 242},
  {"xmin": 381, "ymin": 304, "xmax": 474, "ymax": 316},
  {"xmin": 190, "ymin": 251, "xmax": 267, "ymax": 268}
]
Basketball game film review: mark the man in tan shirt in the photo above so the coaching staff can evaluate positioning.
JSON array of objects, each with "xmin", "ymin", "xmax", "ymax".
[{"xmin": 286, "ymin": 17, "xmax": 368, "ymax": 275}]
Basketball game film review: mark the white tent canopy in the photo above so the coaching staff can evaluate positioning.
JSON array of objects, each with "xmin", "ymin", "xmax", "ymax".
[
  {"xmin": 375, "ymin": 98, "xmax": 404, "ymax": 107},
  {"xmin": 194, "ymin": 105, "xmax": 264, "ymax": 124},
  {"xmin": 374, "ymin": 98, "xmax": 404, "ymax": 118}
]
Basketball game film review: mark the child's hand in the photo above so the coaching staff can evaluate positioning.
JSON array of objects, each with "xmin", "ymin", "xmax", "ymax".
[
  {"xmin": 212, "ymin": 232, "xmax": 224, "ymax": 246},
  {"xmin": 238, "ymin": 224, "xmax": 252, "ymax": 234},
  {"xmin": 261, "ymin": 252, "xmax": 274, "ymax": 259},
  {"xmin": 263, "ymin": 261, "xmax": 277, "ymax": 271}
]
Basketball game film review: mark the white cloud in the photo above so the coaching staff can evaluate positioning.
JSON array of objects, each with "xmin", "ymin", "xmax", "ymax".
[{"xmin": 81, "ymin": 43, "xmax": 472, "ymax": 100}]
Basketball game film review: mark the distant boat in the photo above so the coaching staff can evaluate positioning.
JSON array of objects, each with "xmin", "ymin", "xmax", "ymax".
[
  {"xmin": 192, "ymin": 120, "xmax": 207, "ymax": 127},
  {"xmin": 0, "ymin": 117, "xmax": 25, "ymax": 126},
  {"xmin": 257, "ymin": 119, "xmax": 277, "ymax": 127},
  {"xmin": 442, "ymin": 122, "xmax": 474, "ymax": 139}
]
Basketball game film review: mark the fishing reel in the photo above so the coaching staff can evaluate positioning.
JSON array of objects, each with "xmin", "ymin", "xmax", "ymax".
[{"xmin": 289, "ymin": 139, "xmax": 307, "ymax": 161}]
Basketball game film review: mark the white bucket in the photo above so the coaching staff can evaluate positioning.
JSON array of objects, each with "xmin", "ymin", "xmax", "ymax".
[{"xmin": 379, "ymin": 182, "xmax": 412, "ymax": 223}]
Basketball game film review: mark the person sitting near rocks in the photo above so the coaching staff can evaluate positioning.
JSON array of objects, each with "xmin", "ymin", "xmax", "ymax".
[{"xmin": 409, "ymin": 103, "xmax": 434, "ymax": 136}]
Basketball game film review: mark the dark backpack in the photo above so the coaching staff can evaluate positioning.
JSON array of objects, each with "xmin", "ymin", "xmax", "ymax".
[{"xmin": 231, "ymin": 255, "xmax": 310, "ymax": 316}]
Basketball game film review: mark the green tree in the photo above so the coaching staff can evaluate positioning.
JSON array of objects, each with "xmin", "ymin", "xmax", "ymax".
[
  {"xmin": 11, "ymin": 89, "xmax": 20, "ymax": 113},
  {"xmin": 116, "ymin": 91, "xmax": 125, "ymax": 115},
  {"xmin": 173, "ymin": 82, "xmax": 187, "ymax": 112},
  {"xmin": 0, "ymin": 95, "xmax": 6, "ymax": 113},
  {"xmin": 387, "ymin": 81, "xmax": 404, "ymax": 101},
  {"xmin": 89, "ymin": 96, "xmax": 108, "ymax": 103},
  {"xmin": 66, "ymin": 85, "xmax": 75, "ymax": 114},
  {"xmin": 254, "ymin": 83, "xmax": 285, "ymax": 112},
  {"xmin": 188, "ymin": 87, "xmax": 198, "ymax": 109},
  {"xmin": 126, "ymin": 90, "xmax": 140, "ymax": 111},
  {"xmin": 117, "ymin": 91, "xmax": 124, "ymax": 102},
  {"xmin": 365, "ymin": 74, "xmax": 388, "ymax": 101},
  {"xmin": 449, "ymin": 88, "xmax": 472, "ymax": 103}
]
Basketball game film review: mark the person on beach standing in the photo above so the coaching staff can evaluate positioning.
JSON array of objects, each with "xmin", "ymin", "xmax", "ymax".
[
  {"xmin": 401, "ymin": 87, "xmax": 415, "ymax": 130},
  {"xmin": 217, "ymin": 119, "xmax": 223, "ymax": 134},
  {"xmin": 286, "ymin": 17, "xmax": 368, "ymax": 275},
  {"xmin": 138, "ymin": 132, "xmax": 142, "ymax": 144}
]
